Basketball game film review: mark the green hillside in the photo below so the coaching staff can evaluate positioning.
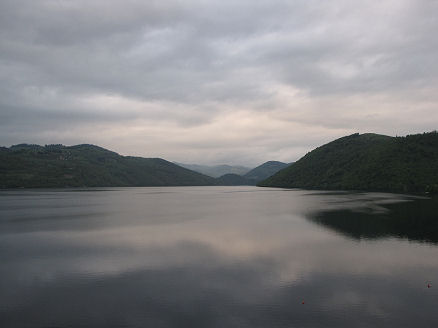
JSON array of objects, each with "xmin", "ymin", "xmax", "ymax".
[
  {"xmin": 259, "ymin": 132, "xmax": 438, "ymax": 194},
  {"xmin": 0, "ymin": 144, "xmax": 216, "ymax": 188},
  {"xmin": 244, "ymin": 161, "xmax": 290, "ymax": 182},
  {"xmin": 175, "ymin": 163, "xmax": 250, "ymax": 178},
  {"xmin": 215, "ymin": 173, "xmax": 256, "ymax": 186}
]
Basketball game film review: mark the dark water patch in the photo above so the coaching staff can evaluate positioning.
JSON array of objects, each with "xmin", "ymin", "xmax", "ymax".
[{"xmin": 307, "ymin": 196, "xmax": 438, "ymax": 243}]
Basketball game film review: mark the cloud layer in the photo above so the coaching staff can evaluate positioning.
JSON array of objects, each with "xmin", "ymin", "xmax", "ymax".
[{"xmin": 1, "ymin": 0, "xmax": 437, "ymax": 165}]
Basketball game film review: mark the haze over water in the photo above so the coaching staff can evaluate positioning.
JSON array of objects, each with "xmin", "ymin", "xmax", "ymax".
[{"xmin": 1, "ymin": 186, "xmax": 437, "ymax": 327}]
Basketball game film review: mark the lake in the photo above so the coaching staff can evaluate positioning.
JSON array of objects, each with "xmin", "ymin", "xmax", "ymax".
[{"xmin": 1, "ymin": 186, "xmax": 437, "ymax": 327}]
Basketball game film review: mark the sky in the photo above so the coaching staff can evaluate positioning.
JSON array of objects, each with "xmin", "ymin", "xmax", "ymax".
[{"xmin": 1, "ymin": 0, "xmax": 437, "ymax": 166}]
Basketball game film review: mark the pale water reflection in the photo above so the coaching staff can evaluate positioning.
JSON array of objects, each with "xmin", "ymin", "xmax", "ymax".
[{"xmin": 0, "ymin": 187, "xmax": 437, "ymax": 327}]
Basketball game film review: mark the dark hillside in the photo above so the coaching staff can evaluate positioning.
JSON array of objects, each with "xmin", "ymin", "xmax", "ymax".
[
  {"xmin": 244, "ymin": 161, "xmax": 289, "ymax": 182},
  {"xmin": 0, "ymin": 144, "xmax": 216, "ymax": 188},
  {"xmin": 259, "ymin": 132, "xmax": 438, "ymax": 194},
  {"xmin": 215, "ymin": 173, "xmax": 255, "ymax": 186}
]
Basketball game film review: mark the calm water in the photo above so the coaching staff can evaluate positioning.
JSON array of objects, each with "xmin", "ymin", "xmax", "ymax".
[{"xmin": 1, "ymin": 186, "xmax": 437, "ymax": 327}]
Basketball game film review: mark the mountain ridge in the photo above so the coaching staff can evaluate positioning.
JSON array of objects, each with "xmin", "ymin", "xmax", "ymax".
[
  {"xmin": 0, "ymin": 143, "xmax": 216, "ymax": 188},
  {"xmin": 259, "ymin": 132, "xmax": 438, "ymax": 194},
  {"xmin": 244, "ymin": 161, "xmax": 290, "ymax": 182},
  {"xmin": 175, "ymin": 163, "xmax": 251, "ymax": 178}
]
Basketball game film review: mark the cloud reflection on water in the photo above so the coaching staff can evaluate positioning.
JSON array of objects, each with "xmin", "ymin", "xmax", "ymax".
[{"xmin": 1, "ymin": 187, "xmax": 437, "ymax": 327}]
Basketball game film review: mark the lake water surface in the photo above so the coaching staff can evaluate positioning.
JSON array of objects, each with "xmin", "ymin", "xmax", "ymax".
[{"xmin": 1, "ymin": 186, "xmax": 437, "ymax": 327}]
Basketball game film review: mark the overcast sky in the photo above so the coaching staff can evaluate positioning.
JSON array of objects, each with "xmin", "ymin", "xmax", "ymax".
[{"xmin": 1, "ymin": 0, "xmax": 437, "ymax": 166}]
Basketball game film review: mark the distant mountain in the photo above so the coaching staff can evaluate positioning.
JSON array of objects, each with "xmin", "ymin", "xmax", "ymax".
[
  {"xmin": 175, "ymin": 163, "xmax": 251, "ymax": 178},
  {"xmin": 215, "ymin": 173, "xmax": 256, "ymax": 186},
  {"xmin": 0, "ymin": 144, "xmax": 216, "ymax": 188},
  {"xmin": 259, "ymin": 132, "xmax": 438, "ymax": 194},
  {"xmin": 244, "ymin": 161, "xmax": 290, "ymax": 182}
]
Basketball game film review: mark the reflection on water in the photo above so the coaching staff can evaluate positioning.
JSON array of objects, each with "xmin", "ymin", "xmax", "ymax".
[
  {"xmin": 307, "ymin": 193, "xmax": 438, "ymax": 243},
  {"xmin": 0, "ymin": 187, "xmax": 437, "ymax": 327}
]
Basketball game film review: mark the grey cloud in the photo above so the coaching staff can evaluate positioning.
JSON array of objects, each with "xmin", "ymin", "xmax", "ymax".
[{"xmin": 0, "ymin": 0, "xmax": 437, "ymax": 165}]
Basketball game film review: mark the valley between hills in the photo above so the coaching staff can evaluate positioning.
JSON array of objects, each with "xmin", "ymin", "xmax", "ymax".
[{"xmin": 1, "ymin": 131, "xmax": 437, "ymax": 194}]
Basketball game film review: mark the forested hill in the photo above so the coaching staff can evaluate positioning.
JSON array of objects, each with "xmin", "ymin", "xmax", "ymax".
[
  {"xmin": 259, "ymin": 132, "xmax": 438, "ymax": 194},
  {"xmin": 175, "ymin": 163, "xmax": 250, "ymax": 178},
  {"xmin": 0, "ymin": 144, "xmax": 216, "ymax": 188},
  {"xmin": 244, "ymin": 161, "xmax": 289, "ymax": 182}
]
